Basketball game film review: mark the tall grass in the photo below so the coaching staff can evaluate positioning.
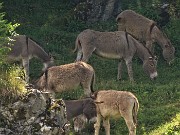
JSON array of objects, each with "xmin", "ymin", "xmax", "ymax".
[{"xmin": 0, "ymin": 64, "xmax": 27, "ymax": 104}]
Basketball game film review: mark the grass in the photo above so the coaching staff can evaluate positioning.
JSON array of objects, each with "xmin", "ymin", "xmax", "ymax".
[
  {"xmin": 2, "ymin": 0, "xmax": 180, "ymax": 134},
  {"xmin": 149, "ymin": 113, "xmax": 180, "ymax": 135}
]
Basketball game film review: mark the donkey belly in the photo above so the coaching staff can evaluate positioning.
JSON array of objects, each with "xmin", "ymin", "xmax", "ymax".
[
  {"xmin": 54, "ymin": 82, "xmax": 80, "ymax": 92},
  {"xmin": 95, "ymin": 50, "xmax": 122, "ymax": 59}
]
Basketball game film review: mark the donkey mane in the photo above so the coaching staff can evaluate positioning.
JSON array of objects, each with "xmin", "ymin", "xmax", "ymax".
[
  {"xmin": 28, "ymin": 36, "xmax": 45, "ymax": 48},
  {"xmin": 125, "ymin": 31, "xmax": 154, "ymax": 58}
]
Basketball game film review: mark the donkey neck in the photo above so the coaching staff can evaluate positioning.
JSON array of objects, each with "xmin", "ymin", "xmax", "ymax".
[
  {"xmin": 28, "ymin": 38, "xmax": 50, "ymax": 62},
  {"xmin": 152, "ymin": 26, "xmax": 169, "ymax": 49},
  {"xmin": 64, "ymin": 100, "xmax": 84, "ymax": 120},
  {"xmin": 133, "ymin": 38, "xmax": 152, "ymax": 61}
]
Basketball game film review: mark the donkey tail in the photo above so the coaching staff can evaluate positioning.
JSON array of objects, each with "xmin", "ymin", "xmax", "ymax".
[
  {"xmin": 44, "ymin": 69, "xmax": 49, "ymax": 89},
  {"xmin": 73, "ymin": 36, "xmax": 81, "ymax": 53},
  {"xmin": 132, "ymin": 98, "xmax": 139, "ymax": 126},
  {"xmin": 125, "ymin": 29, "xmax": 130, "ymax": 49},
  {"xmin": 90, "ymin": 71, "xmax": 95, "ymax": 93}
]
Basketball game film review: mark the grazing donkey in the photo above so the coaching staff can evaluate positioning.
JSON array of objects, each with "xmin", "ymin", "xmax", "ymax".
[
  {"xmin": 63, "ymin": 98, "xmax": 97, "ymax": 122},
  {"xmin": 6, "ymin": 35, "xmax": 54, "ymax": 82},
  {"xmin": 116, "ymin": 10, "xmax": 175, "ymax": 65},
  {"xmin": 53, "ymin": 98, "xmax": 102, "ymax": 133},
  {"xmin": 34, "ymin": 61, "xmax": 95, "ymax": 97},
  {"xmin": 74, "ymin": 29, "xmax": 158, "ymax": 82},
  {"xmin": 91, "ymin": 90, "xmax": 139, "ymax": 135}
]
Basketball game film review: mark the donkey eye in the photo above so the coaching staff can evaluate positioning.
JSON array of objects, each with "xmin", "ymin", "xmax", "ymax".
[{"xmin": 150, "ymin": 63, "xmax": 154, "ymax": 67}]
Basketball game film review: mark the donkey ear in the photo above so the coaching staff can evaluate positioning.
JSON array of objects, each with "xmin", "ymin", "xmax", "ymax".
[
  {"xmin": 48, "ymin": 52, "xmax": 52, "ymax": 57},
  {"xmin": 48, "ymin": 53, "xmax": 55, "ymax": 61},
  {"xmin": 154, "ymin": 56, "xmax": 158, "ymax": 61},
  {"xmin": 90, "ymin": 93, "xmax": 96, "ymax": 99}
]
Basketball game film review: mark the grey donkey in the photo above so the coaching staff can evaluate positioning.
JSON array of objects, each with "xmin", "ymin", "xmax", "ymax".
[
  {"xmin": 116, "ymin": 10, "xmax": 175, "ymax": 65},
  {"xmin": 5, "ymin": 35, "xmax": 54, "ymax": 82},
  {"xmin": 74, "ymin": 29, "xmax": 158, "ymax": 82}
]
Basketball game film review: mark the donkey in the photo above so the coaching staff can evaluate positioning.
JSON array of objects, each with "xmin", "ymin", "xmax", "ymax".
[
  {"xmin": 6, "ymin": 35, "xmax": 54, "ymax": 82},
  {"xmin": 116, "ymin": 10, "xmax": 175, "ymax": 65},
  {"xmin": 63, "ymin": 98, "xmax": 97, "ymax": 122},
  {"xmin": 53, "ymin": 98, "xmax": 100, "ymax": 132},
  {"xmin": 34, "ymin": 61, "xmax": 95, "ymax": 97},
  {"xmin": 91, "ymin": 90, "xmax": 139, "ymax": 135},
  {"xmin": 74, "ymin": 29, "xmax": 158, "ymax": 82}
]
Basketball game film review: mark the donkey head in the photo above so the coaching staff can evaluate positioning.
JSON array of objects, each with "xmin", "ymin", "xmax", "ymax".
[
  {"xmin": 143, "ymin": 56, "xmax": 158, "ymax": 80},
  {"xmin": 42, "ymin": 54, "xmax": 54, "ymax": 72},
  {"xmin": 163, "ymin": 43, "xmax": 175, "ymax": 65},
  {"xmin": 73, "ymin": 97, "xmax": 103, "ymax": 133},
  {"xmin": 82, "ymin": 98, "xmax": 97, "ymax": 123},
  {"xmin": 73, "ymin": 114, "xmax": 87, "ymax": 133},
  {"xmin": 152, "ymin": 27, "xmax": 175, "ymax": 65}
]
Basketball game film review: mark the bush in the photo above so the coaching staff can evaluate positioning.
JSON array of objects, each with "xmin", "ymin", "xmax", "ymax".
[{"xmin": 0, "ymin": 2, "xmax": 24, "ymax": 104}]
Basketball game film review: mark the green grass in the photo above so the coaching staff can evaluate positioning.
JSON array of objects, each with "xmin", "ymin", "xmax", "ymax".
[
  {"xmin": 2, "ymin": 0, "xmax": 180, "ymax": 134},
  {"xmin": 149, "ymin": 113, "xmax": 180, "ymax": 135}
]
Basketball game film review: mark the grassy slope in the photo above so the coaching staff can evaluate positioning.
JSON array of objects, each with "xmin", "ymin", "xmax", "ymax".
[{"xmin": 3, "ymin": 1, "xmax": 180, "ymax": 134}]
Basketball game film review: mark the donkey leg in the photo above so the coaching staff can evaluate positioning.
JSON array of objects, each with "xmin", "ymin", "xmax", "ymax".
[
  {"xmin": 81, "ymin": 82, "xmax": 91, "ymax": 97},
  {"xmin": 103, "ymin": 117, "xmax": 110, "ymax": 135},
  {"xmin": 117, "ymin": 60, "xmax": 123, "ymax": 80},
  {"xmin": 81, "ymin": 47, "xmax": 95, "ymax": 62},
  {"xmin": 94, "ymin": 114, "xmax": 101, "ymax": 135},
  {"xmin": 75, "ymin": 49, "xmax": 83, "ymax": 61},
  {"xmin": 123, "ymin": 116, "xmax": 136, "ymax": 135},
  {"xmin": 125, "ymin": 60, "xmax": 134, "ymax": 82},
  {"xmin": 121, "ymin": 108, "xmax": 136, "ymax": 135},
  {"xmin": 22, "ymin": 58, "xmax": 29, "ymax": 82}
]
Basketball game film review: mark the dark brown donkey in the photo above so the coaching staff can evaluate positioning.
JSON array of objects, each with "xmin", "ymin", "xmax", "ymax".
[
  {"xmin": 6, "ymin": 35, "xmax": 54, "ymax": 82},
  {"xmin": 63, "ymin": 98, "xmax": 97, "ymax": 122}
]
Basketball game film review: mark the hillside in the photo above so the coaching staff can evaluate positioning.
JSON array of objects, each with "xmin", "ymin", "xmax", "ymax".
[{"xmin": 2, "ymin": 0, "xmax": 180, "ymax": 134}]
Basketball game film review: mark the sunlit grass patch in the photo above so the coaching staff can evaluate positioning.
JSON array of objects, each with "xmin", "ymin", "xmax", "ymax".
[
  {"xmin": 148, "ymin": 113, "xmax": 180, "ymax": 135},
  {"xmin": 0, "ymin": 64, "xmax": 27, "ymax": 104}
]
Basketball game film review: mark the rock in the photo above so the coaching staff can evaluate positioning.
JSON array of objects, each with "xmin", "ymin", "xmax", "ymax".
[
  {"xmin": 73, "ymin": 0, "xmax": 122, "ymax": 22},
  {"xmin": 0, "ymin": 89, "xmax": 70, "ymax": 135}
]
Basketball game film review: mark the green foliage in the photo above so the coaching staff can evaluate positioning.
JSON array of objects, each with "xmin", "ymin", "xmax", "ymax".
[
  {"xmin": 0, "ymin": 2, "xmax": 24, "ymax": 104},
  {"xmin": 0, "ymin": 3, "xmax": 19, "ymax": 64}
]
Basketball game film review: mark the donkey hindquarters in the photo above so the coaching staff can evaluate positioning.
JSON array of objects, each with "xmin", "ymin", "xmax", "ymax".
[
  {"xmin": 93, "ymin": 90, "xmax": 139, "ymax": 135},
  {"xmin": 35, "ymin": 61, "xmax": 95, "ymax": 97}
]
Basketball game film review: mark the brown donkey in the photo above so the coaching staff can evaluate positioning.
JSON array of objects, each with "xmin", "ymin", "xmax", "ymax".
[{"xmin": 116, "ymin": 10, "xmax": 175, "ymax": 65}]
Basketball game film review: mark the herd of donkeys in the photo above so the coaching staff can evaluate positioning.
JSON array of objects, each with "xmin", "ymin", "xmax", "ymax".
[{"xmin": 6, "ymin": 10, "xmax": 175, "ymax": 135}]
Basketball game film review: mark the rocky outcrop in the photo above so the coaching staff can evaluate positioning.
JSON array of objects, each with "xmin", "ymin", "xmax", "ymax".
[
  {"xmin": 0, "ymin": 89, "xmax": 70, "ymax": 135},
  {"xmin": 73, "ymin": 0, "xmax": 122, "ymax": 22}
]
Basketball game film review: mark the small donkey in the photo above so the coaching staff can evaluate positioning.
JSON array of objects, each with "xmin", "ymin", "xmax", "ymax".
[{"xmin": 34, "ymin": 61, "xmax": 95, "ymax": 97}]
